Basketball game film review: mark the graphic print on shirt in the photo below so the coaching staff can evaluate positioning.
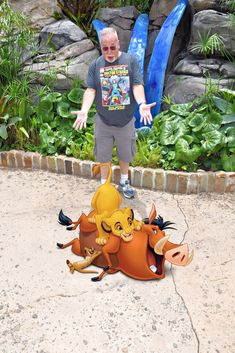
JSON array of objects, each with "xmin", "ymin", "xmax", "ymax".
[{"xmin": 100, "ymin": 64, "xmax": 130, "ymax": 111}]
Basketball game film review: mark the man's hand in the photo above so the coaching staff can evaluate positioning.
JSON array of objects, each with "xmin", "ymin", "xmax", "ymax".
[
  {"xmin": 71, "ymin": 111, "xmax": 88, "ymax": 130},
  {"xmin": 139, "ymin": 102, "xmax": 156, "ymax": 125}
]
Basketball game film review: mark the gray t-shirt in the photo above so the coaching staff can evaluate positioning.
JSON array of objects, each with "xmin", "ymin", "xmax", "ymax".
[{"xmin": 87, "ymin": 52, "xmax": 143, "ymax": 127}]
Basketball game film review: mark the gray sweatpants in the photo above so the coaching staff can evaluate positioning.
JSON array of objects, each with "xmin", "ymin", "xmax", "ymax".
[{"xmin": 94, "ymin": 114, "xmax": 137, "ymax": 163}]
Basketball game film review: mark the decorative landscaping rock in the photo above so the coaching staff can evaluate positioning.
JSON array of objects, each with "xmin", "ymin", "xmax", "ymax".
[
  {"xmin": 10, "ymin": 0, "xmax": 59, "ymax": 30},
  {"xmin": 39, "ymin": 20, "xmax": 87, "ymax": 52},
  {"xmin": 188, "ymin": 0, "xmax": 220, "ymax": 12},
  {"xmin": 97, "ymin": 6, "xmax": 139, "ymax": 52},
  {"xmin": 149, "ymin": 0, "xmax": 179, "ymax": 27},
  {"xmin": 164, "ymin": 75, "xmax": 235, "ymax": 104},
  {"xmin": 190, "ymin": 10, "xmax": 235, "ymax": 56},
  {"xmin": 23, "ymin": 19, "xmax": 99, "ymax": 89},
  {"xmin": 174, "ymin": 57, "xmax": 235, "ymax": 79}
]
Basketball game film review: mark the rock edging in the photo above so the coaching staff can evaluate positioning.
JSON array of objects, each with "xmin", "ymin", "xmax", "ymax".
[{"xmin": 0, "ymin": 150, "xmax": 234, "ymax": 194}]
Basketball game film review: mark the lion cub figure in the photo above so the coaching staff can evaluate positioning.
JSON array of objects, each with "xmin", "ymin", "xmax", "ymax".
[
  {"xmin": 89, "ymin": 163, "xmax": 142, "ymax": 245},
  {"xmin": 101, "ymin": 208, "xmax": 142, "ymax": 243}
]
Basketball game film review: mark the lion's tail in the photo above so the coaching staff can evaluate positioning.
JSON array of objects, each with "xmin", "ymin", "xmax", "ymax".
[{"xmin": 92, "ymin": 163, "xmax": 112, "ymax": 184}]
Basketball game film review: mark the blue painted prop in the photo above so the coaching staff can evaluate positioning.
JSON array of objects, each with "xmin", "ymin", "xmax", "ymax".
[
  {"xmin": 92, "ymin": 19, "xmax": 107, "ymax": 45},
  {"xmin": 127, "ymin": 14, "xmax": 149, "ymax": 129},
  {"xmin": 144, "ymin": 0, "xmax": 188, "ymax": 127}
]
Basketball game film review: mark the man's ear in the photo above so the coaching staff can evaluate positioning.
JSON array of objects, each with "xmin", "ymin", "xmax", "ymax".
[{"xmin": 101, "ymin": 220, "xmax": 112, "ymax": 233}]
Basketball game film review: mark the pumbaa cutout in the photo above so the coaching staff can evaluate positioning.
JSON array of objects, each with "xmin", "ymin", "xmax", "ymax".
[{"xmin": 57, "ymin": 163, "xmax": 193, "ymax": 281}]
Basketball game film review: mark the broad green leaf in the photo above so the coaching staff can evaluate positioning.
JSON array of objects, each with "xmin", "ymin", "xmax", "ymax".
[
  {"xmin": 221, "ymin": 152, "xmax": 235, "ymax": 171},
  {"xmin": 207, "ymin": 111, "xmax": 223, "ymax": 128},
  {"xmin": 170, "ymin": 103, "xmax": 192, "ymax": 117},
  {"xmin": 202, "ymin": 130, "xmax": 222, "ymax": 151},
  {"xmin": 47, "ymin": 145, "xmax": 57, "ymax": 154},
  {"xmin": 43, "ymin": 111, "xmax": 54, "ymax": 123},
  {"xmin": 213, "ymin": 96, "xmax": 233, "ymax": 113},
  {"xmin": 183, "ymin": 135, "xmax": 194, "ymax": 144},
  {"xmin": 175, "ymin": 138, "xmax": 202, "ymax": 163},
  {"xmin": 9, "ymin": 116, "xmax": 20, "ymax": 125},
  {"xmin": 219, "ymin": 122, "xmax": 235, "ymax": 133},
  {"xmin": 57, "ymin": 102, "xmax": 74, "ymax": 118},
  {"xmin": 220, "ymin": 88, "xmax": 235, "ymax": 97},
  {"xmin": 19, "ymin": 101, "xmax": 26, "ymax": 119},
  {"xmin": 160, "ymin": 121, "xmax": 187, "ymax": 145},
  {"xmin": 189, "ymin": 113, "xmax": 205, "ymax": 132},
  {"xmin": 222, "ymin": 113, "xmax": 235, "ymax": 125},
  {"xmin": 226, "ymin": 128, "xmax": 235, "ymax": 147},
  {"xmin": 0, "ymin": 124, "xmax": 8, "ymax": 139},
  {"xmin": 19, "ymin": 127, "xmax": 29, "ymax": 138},
  {"xmin": 37, "ymin": 99, "xmax": 53, "ymax": 117},
  {"xmin": 68, "ymin": 87, "xmax": 84, "ymax": 104},
  {"xmin": 44, "ymin": 92, "xmax": 62, "ymax": 102}
]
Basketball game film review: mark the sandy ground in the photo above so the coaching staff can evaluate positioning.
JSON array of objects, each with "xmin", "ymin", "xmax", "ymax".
[{"xmin": 0, "ymin": 168, "xmax": 235, "ymax": 353}]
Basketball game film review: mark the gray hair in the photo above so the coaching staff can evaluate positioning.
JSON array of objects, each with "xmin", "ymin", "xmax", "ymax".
[{"xmin": 100, "ymin": 27, "xmax": 118, "ymax": 40}]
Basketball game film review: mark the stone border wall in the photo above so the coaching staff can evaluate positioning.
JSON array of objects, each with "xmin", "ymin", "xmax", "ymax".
[{"xmin": 0, "ymin": 150, "xmax": 234, "ymax": 193}]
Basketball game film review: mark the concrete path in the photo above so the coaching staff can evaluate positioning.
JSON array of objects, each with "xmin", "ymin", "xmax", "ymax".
[{"xmin": 0, "ymin": 168, "xmax": 234, "ymax": 353}]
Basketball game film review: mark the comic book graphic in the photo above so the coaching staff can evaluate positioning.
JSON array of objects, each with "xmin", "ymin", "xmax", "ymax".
[{"xmin": 100, "ymin": 65, "xmax": 130, "ymax": 111}]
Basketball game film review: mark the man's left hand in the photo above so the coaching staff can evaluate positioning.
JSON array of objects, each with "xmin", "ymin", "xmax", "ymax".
[{"xmin": 139, "ymin": 102, "xmax": 156, "ymax": 125}]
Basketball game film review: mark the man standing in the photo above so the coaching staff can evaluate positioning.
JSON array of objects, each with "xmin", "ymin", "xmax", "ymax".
[{"xmin": 72, "ymin": 27, "xmax": 155, "ymax": 199}]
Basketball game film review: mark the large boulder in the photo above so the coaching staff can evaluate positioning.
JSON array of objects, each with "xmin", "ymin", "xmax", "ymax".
[
  {"xmin": 24, "ymin": 20, "xmax": 99, "ymax": 90},
  {"xmin": 188, "ymin": 0, "xmax": 221, "ymax": 12},
  {"xmin": 164, "ymin": 74, "xmax": 235, "ymax": 104},
  {"xmin": 190, "ymin": 10, "xmax": 235, "ymax": 56},
  {"xmin": 10, "ymin": 0, "xmax": 59, "ymax": 30},
  {"xmin": 97, "ymin": 6, "xmax": 139, "ymax": 52},
  {"xmin": 39, "ymin": 20, "xmax": 87, "ymax": 52}
]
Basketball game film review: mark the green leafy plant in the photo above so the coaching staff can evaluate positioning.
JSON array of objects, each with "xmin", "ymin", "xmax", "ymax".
[
  {"xmin": 31, "ymin": 84, "xmax": 96, "ymax": 157},
  {"xmin": 0, "ymin": 1, "xmax": 39, "ymax": 148},
  {"xmin": 145, "ymin": 89, "xmax": 235, "ymax": 172},
  {"xmin": 56, "ymin": 0, "xmax": 104, "ymax": 36},
  {"xmin": 220, "ymin": 0, "xmax": 235, "ymax": 13},
  {"xmin": 190, "ymin": 31, "xmax": 229, "ymax": 58},
  {"xmin": 0, "ymin": 1, "xmax": 36, "ymax": 90}
]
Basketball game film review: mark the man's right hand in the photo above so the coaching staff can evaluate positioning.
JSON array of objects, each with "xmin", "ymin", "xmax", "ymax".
[{"xmin": 71, "ymin": 111, "xmax": 88, "ymax": 130}]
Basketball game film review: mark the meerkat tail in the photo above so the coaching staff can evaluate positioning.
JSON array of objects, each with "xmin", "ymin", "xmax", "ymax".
[{"xmin": 78, "ymin": 269, "xmax": 99, "ymax": 274}]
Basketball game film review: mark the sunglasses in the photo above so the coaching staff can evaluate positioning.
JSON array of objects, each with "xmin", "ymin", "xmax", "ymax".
[{"xmin": 102, "ymin": 45, "xmax": 117, "ymax": 52}]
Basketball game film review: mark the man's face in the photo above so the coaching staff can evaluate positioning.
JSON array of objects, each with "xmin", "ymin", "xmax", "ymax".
[{"xmin": 101, "ymin": 33, "xmax": 120, "ymax": 63}]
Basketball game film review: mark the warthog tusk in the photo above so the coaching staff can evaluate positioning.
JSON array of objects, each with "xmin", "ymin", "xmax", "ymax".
[
  {"xmin": 185, "ymin": 250, "xmax": 194, "ymax": 266},
  {"xmin": 154, "ymin": 236, "xmax": 169, "ymax": 255}
]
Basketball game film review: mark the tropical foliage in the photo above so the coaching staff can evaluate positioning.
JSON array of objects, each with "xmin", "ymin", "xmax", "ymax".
[{"xmin": 142, "ymin": 88, "xmax": 235, "ymax": 171}]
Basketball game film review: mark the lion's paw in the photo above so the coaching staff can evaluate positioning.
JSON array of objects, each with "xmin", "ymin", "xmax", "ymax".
[{"xmin": 96, "ymin": 237, "xmax": 107, "ymax": 245}]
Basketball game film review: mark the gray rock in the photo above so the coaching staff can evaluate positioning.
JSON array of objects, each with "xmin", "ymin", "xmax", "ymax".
[
  {"xmin": 174, "ymin": 57, "xmax": 235, "ymax": 79},
  {"xmin": 164, "ymin": 74, "xmax": 235, "ymax": 104},
  {"xmin": 39, "ymin": 20, "xmax": 87, "ymax": 52},
  {"xmin": 112, "ymin": 17, "xmax": 133, "ymax": 30},
  {"xmin": 10, "ymin": 0, "xmax": 59, "ymax": 30},
  {"xmin": 24, "ymin": 48, "xmax": 99, "ymax": 90},
  {"xmin": 190, "ymin": 10, "xmax": 235, "ymax": 56},
  {"xmin": 66, "ymin": 50, "xmax": 100, "ymax": 81},
  {"xmin": 99, "ymin": 6, "xmax": 139, "ymax": 21},
  {"xmin": 150, "ymin": 0, "xmax": 178, "ymax": 27},
  {"xmin": 189, "ymin": 0, "xmax": 223, "ymax": 12},
  {"xmin": 56, "ymin": 39, "xmax": 94, "ymax": 61},
  {"xmin": 110, "ymin": 24, "xmax": 132, "ymax": 53},
  {"xmin": 97, "ymin": 6, "xmax": 139, "ymax": 52}
]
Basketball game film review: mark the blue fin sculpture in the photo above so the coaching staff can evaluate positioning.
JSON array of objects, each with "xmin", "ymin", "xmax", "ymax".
[
  {"xmin": 144, "ymin": 0, "xmax": 188, "ymax": 127},
  {"xmin": 92, "ymin": 19, "xmax": 107, "ymax": 45},
  {"xmin": 127, "ymin": 14, "xmax": 149, "ymax": 129}
]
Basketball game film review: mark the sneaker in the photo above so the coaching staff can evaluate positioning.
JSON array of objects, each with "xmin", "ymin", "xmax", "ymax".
[{"xmin": 118, "ymin": 180, "xmax": 135, "ymax": 199}]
